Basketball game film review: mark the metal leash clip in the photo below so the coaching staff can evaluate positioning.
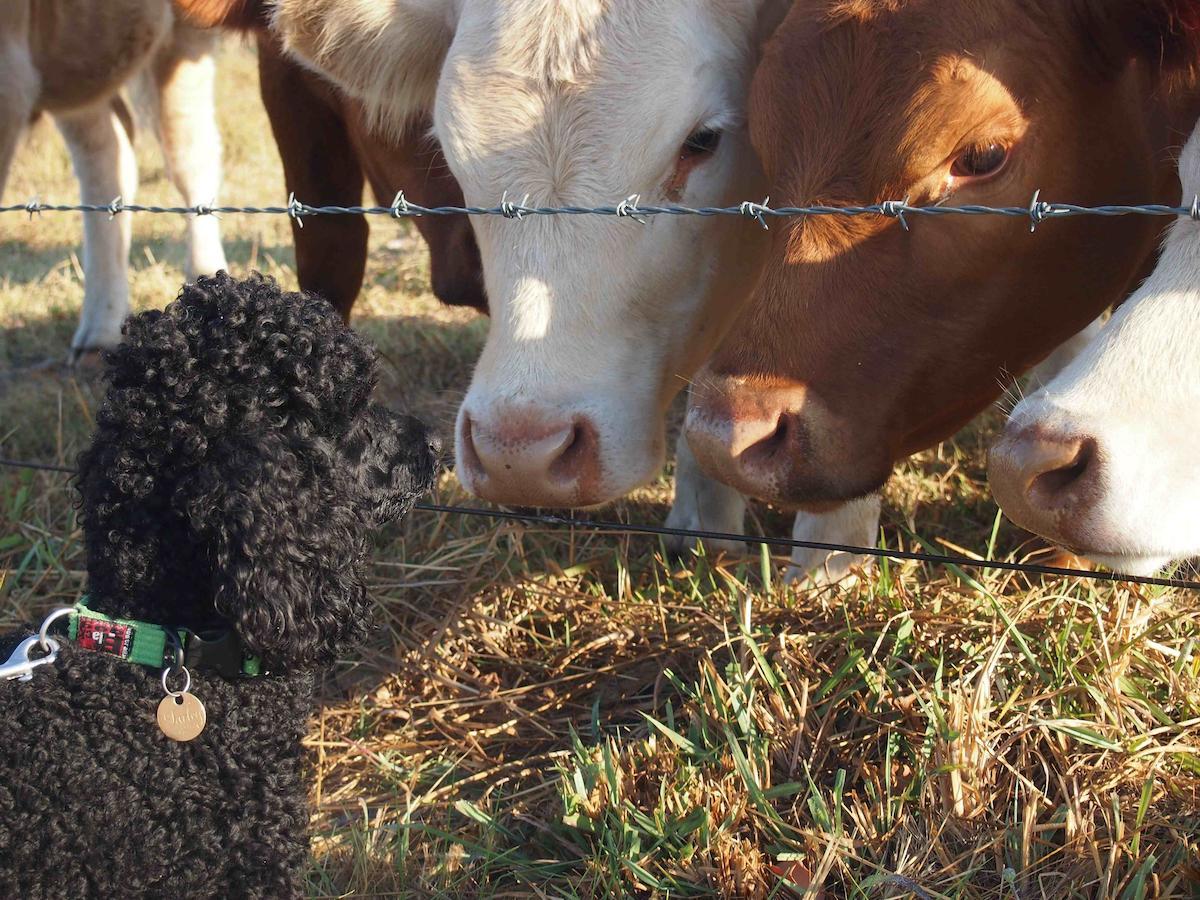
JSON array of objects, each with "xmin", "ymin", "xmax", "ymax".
[
  {"xmin": 1, "ymin": 635, "xmax": 61, "ymax": 682},
  {"xmin": 0, "ymin": 607, "xmax": 72, "ymax": 683}
]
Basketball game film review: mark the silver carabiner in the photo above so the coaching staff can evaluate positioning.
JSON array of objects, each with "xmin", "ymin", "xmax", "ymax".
[{"xmin": 0, "ymin": 635, "xmax": 61, "ymax": 682}]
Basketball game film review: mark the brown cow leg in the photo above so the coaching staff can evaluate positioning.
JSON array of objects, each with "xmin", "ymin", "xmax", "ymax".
[
  {"xmin": 351, "ymin": 115, "xmax": 487, "ymax": 313},
  {"xmin": 256, "ymin": 33, "xmax": 367, "ymax": 320}
]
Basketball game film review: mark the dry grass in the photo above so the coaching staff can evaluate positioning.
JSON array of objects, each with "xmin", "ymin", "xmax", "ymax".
[{"xmin": 2, "ymin": 43, "xmax": 1199, "ymax": 899}]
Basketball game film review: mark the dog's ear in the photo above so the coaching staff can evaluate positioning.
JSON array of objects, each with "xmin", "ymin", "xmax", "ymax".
[{"xmin": 196, "ymin": 438, "xmax": 376, "ymax": 670}]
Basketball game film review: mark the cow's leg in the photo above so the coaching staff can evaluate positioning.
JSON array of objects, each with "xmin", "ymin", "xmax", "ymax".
[
  {"xmin": 139, "ymin": 22, "xmax": 226, "ymax": 278},
  {"xmin": 0, "ymin": 35, "xmax": 38, "ymax": 200},
  {"xmin": 258, "ymin": 32, "xmax": 367, "ymax": 318},
  {"xmin": 785, "ymin": 494, "xmax": 882, "ymax": 584},
  {"xmin": 665, "ymin": 434, "xmax": 747, "ymax": 557},
  {"xmin": 56, "ymin": 99, "xmax": 138, "ymax": 355}
]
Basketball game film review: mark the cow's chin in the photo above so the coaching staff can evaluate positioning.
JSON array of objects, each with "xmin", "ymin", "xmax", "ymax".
[
  {"xmin": 684, "ymin": 418, "xmax": 893, "ymax": 512},
  {"xmin": 1083, "ymin": 551, "xmax": 1177, "ymax": 579}
]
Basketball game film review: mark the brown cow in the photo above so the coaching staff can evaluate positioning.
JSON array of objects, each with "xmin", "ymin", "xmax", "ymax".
[
  {"xmin": 675, "ymin": 0, "xmax": 1200, "ymax": 579},
  {"xmin": 181, "ymin": 4, "xmax": 485, "ymax": 319}
]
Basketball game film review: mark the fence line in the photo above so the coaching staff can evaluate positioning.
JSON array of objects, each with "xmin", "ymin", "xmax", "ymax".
[
  {"xmin": 1, "ymin": 457, "xmax": 1195, "ymax": 591},
  {"xmin": 4, "ymin": 189, "xmax": 1198, "ymax": 590},
  {"xmin": 4, "ymin": 191, "xmax": 1200, "ymax": 231}
]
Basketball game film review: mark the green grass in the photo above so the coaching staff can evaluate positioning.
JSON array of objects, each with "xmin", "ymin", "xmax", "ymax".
[{"xmin": 3, "ymin": 42, "xmax": 1199, "ymax": 899}]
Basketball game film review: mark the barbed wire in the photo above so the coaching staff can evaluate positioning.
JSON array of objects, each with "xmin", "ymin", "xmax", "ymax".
[
  {"xmin": 4, "ymin": 190, "xmax": 1200, "ymax": 231},
  {"xmin": 1, "ymin": 456, "xmax": 1195, "ymax": 590}
]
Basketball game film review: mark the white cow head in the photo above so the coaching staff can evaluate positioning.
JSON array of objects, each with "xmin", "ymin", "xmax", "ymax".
[
  {"xmin": 989, "ymin": 122, "xmax": 1200, "ymax": 575},
  {"xmin": 272, "ymin": 0, "xmax": 786, "ymax": 506}
]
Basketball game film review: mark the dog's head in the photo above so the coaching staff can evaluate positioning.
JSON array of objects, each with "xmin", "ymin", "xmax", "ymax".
[{"xmin": 77, "ymin": 273, "xmax": 438, "ymax": 670}]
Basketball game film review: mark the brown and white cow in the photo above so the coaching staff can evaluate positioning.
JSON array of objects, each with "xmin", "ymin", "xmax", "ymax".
[
  {"xmin": 1, "ymin": 3, "xmax": 228, "ymax": 356},
  {"xmin": 676, "ymin": 0, "xmax": 1200, "ymax": 579},
  {"xmin": 989, "ymin": 117, "xmax": 1200, "ymax": 576},
  {"xmin": 255, "ymin": 35, "xmax": 485, "ymax": 318},
  {"xmin": 181, "ymin": 0, "xmax": 486, "ymax": 319},
  {"xmin": 182, "ymin": 0, "xmax": 787, "ymax": 508}
]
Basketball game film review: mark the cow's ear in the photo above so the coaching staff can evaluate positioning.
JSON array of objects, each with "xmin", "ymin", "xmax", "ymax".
[
  {"xmin": 1081, "ymin": 0, "xmax": 1200, "ymax": 76},
  {"xmin": 755, "ymin": 0, "xmax": 794, "ymax": 46},
  {"xmin": 271, "ymin": 0, "xmax": 457, "ymax": 134}
]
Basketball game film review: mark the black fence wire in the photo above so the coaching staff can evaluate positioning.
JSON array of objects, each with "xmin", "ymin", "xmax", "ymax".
[{"xmin": 1, "ymin": 457, "xmax": 1195, "ymax": 591}]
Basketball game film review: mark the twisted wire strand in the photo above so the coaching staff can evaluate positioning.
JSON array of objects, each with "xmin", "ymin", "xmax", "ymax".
[{"xmin": 4, "ymin": 194, "xmax": 1200, "ymax": 229}]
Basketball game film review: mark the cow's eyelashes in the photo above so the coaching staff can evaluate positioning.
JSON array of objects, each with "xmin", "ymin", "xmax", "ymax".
[
  {"xmin": 665, "ymin": 126, "xmax": 724, "ymax": 198},
  {"xmin": 680, "ymin": 127, "xmax": 723, "ymax": 161},
  {"xmin": 950, "ymin": 142, "xmax": 1009, "ymax": 179}
]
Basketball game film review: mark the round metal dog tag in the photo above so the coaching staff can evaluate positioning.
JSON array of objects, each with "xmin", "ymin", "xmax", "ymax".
[{"xmin": 157, "ymin": 692, "xmax": 207, "ymax": 741}]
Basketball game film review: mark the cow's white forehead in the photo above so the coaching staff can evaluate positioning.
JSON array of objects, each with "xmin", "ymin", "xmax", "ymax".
[
  {"xmin": 435, "ymin": 0, "xmax": 754, "ymax": 200},
  {"xmin": 448, "ymin": 0, "xmax": 755, "ymax": 83}
]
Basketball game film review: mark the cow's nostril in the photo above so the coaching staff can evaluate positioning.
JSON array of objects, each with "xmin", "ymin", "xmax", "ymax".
[
  {"xmin": 740, "ymin": 411, "xmax": 796, "ymax": 465},
  {"xmin": 1027, "ymin": 437, "xmax": 1097, "ymax": 504},
  {"xmin": 550, "ymin": 421, "xmax": 596, "ymax": 480},
  {"xmin": 988, "ymin": 428, "xmax": 1104, "ymax": 549},
  {"xmin": 459, "ymin": 413, "xmax": 484, "ymax": 477}
]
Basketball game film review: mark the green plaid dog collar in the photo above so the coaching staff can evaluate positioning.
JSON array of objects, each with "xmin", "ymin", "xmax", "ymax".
[{"xmin": 67, "ymin": 600, "xmax": 261, "ymax": 677}]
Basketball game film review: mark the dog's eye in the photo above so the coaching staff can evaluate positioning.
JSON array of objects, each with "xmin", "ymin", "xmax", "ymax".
[{"xmin": 950, "ymin": 142, "xmax": 1009, "ymax": 179}]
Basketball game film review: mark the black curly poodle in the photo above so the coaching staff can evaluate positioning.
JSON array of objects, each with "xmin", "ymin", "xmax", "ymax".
[{"xmin": 0, "ymin": 272, "xmax": 437, "ymax": 899}]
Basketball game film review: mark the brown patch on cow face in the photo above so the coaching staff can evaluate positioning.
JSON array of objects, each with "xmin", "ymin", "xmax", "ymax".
[{"xmin": 689, "ymin": 0, "xmax": 1200, "ymax": 506}]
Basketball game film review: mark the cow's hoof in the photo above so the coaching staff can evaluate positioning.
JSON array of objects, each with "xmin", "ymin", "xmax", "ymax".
[
  {"xmin": 185, "ymin": 252, "xmax": 229, "ymax": 282},
  {"xmin": 663, "ymin": 529, "xmax": 745, "ymax": 563},
  {"xmin": 66, "ymin": 346, "xmax": 109, "ymax": 370},
  {"xmin": 70, "ymin": 322, "xmax": 123, "ymax": 363},
  {"xmin": 785, "ymin": 547, "xmax": 873, "ymax": 586},
  {"xmin": 782, "ymin": 495, "xmax": 882, "ymax": 586},
  {"xmin": 663, "ymin": 498, "xmax": 746, "ymax": 562}
]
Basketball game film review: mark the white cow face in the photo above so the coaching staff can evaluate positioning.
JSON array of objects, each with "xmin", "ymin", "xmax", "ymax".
[
  {"xmin": 273, "ymin": 0, "xmax": 784, "ymax": 507},
  {"xmin": 989, "ymin": 123, "xmax": 1200, "ymax": 575}
]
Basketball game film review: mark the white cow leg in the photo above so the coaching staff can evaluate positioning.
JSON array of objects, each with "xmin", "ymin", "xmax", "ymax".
[
  {"xmin": 785, "ymin": 493, "xmax": 882, "ymax": 585},
  {"xmin": 665, "ymin": 433, "xmax": 748, "ymax": 558},
  {"xmin": 1027, "ymin": 316, "xmax": 1105, "ymax": 386},
  {"xmin": 56, "ymin": 99, "xmax": 139, "ymax": 356},
  {"xmin": 139, "ymin": 23, "xmax": 226, "ymax": 278}
]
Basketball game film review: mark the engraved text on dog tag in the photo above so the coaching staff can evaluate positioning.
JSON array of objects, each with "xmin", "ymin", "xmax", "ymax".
[{"xmin": 157, "ymin": 691, "xmax": 207, "ymax": 741}]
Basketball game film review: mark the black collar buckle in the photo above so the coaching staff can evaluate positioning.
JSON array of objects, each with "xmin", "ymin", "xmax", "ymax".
[{"xmin": 184, "ymin": 631, "xmax": 249, "ymax": 678}]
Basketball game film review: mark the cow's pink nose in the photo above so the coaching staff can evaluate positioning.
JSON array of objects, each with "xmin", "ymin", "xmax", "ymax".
[
  {"xmin": 988, "ymin": 427, "xmax": 1101, "ymax": 546},
  {"xmin": 457, "ymin": 409, "xmax": 602, "ymax": 506},
  {"xmin": 685, "ymin": 382, "xmax": 809, "ymax": 502}
]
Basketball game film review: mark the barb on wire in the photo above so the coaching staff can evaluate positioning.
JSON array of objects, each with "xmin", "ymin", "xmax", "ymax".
[
  {"xmin": 2, "ymin": 456, "xmax": 1195, "ymax": 591},
  {"xmin": 3, "ymin": 192, "xmax": 1200, "ymax": 225}
]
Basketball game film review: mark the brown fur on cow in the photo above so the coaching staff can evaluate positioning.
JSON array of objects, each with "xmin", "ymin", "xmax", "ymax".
[
  {"xmin": 174, "ymin": 0, "xmax": 267, "ymax": 30},
  {"xmin": 685, "ymin": 0, "xmax": 1200, "ymax": 506}
]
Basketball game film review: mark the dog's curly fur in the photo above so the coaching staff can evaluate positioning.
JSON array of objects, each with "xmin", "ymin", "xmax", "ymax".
[{"xmin": 0, "ymin": 272, "xmax": 436, "ymax": 899}]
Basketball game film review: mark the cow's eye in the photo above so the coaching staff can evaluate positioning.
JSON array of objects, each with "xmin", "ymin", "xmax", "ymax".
[
  {"xmin": 680, "ymin": 127, "xmax": 722, "ymax": 161},
  {"xmin": 951, "ymin": 142, "xmax": 1009, "ymax": 179}
]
